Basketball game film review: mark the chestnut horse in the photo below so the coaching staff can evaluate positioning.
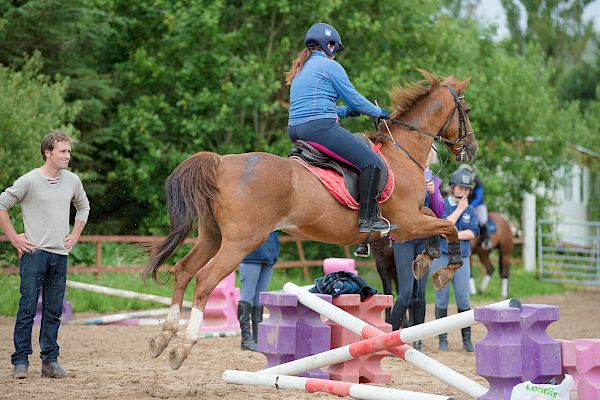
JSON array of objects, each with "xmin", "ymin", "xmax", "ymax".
[
  {"xmin": 142, "ymin": 70, "xmax": 478, "ymax": 370},
  {"xmin": 470, "ymin": 212, "xmax": 513, "ymax": 299}
]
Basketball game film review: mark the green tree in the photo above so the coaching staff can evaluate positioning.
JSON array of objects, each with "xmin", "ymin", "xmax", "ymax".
[{"xmin": 0, "ymin": 55, "xmax": 79, "ymax": 265}]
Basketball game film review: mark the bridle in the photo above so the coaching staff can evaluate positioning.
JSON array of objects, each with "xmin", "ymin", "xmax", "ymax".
[{"xmin": 380, "ymin": 84, "xmax": 475, "ymax": 171}]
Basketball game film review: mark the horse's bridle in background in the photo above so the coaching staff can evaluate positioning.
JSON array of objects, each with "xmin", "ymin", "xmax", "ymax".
[{"xmin": 383, "ymin": 84, "xmax": 476, "ymax": 171}]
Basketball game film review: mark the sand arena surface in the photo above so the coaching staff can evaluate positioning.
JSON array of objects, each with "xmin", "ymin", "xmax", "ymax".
[{"xmin": 1, "ymin": 290, "xmax": 599, "ymax": 400}]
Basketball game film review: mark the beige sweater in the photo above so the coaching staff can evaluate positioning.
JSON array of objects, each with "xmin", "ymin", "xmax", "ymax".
[{"xmin": 0, "ymin": 169, "xmax": 90, "ymax": 255}]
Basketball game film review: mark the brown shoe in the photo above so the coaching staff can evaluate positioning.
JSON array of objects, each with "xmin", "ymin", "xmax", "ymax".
[
  {"xmin": 41, "ymin": 361, "xmax": 68, "ymax": 378},
  {"xmin": 12, "ymin": 364, "xmax": 28, "ymax": 379}
]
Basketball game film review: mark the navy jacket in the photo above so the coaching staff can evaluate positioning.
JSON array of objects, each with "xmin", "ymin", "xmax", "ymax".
[
  {"xmin": 242, "ymin": 231, "xmax": 280, "ymax": 265},
  {"xmin": 440, "ymin": 198, "xmax": 480, "ymax": 257}
]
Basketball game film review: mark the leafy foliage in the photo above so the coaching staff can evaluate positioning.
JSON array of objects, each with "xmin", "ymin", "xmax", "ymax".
[{"xmin": 0, "ymin": 0, "xmax": 597, "ymax": 238}]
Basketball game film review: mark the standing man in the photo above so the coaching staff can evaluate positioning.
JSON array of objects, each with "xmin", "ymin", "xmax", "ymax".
[{"xmin": 0, "ymin": 130, "xmax": 90, "ymax": 379}]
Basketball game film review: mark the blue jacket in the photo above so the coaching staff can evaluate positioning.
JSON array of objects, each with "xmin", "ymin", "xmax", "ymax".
[
  {"xmin": 242, "ymin": 231, "xmax": 280, "ymax": 265},
  {"xmin": 288, "ymin": 51, "xmax": 383, "ymax": 126},
  {"xmin": 440, "ymin": 198, "xmax": 480, "ymax": 257},
  {"xmin": 469, "ymin": 176, "xmax": 485, "ymax": 207}
]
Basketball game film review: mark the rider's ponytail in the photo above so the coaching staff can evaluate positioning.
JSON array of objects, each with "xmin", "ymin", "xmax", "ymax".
[{"xmin": 285, "ymin": 47, "xmax": 317, "ymax": 85}]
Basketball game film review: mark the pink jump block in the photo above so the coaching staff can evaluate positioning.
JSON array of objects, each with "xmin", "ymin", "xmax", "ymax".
[
  {"xmin": 560, "ymin": 339, "xmax": 600, "ymax": 400},
  {"xmin": 323, "ymin": 258, "xmax": 358, "ymax": 276},
  {"xmin": 326, "ymin": 294, "xmax": 393, "ymax": 384},
  {"xmin": 200, "ymin": 272, "xmax": 240, "ymax": 333}
]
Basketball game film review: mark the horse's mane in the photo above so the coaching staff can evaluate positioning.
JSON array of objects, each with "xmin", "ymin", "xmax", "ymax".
[{"xmin": 369, "ymin": 69, "xmax": 460, "ymax": 143}]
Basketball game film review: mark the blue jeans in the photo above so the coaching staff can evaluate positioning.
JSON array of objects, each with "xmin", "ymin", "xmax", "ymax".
[
  {"xmin": 239, "ymin": 262, "xmax": 274, "ymax": 306},
  {"xmin": 430, "ymin": 254, "xmax": 471, "ymax": 311},
  {"xmin": 389, "ymin": 239, "xmax": 429, "ymax": 330},
  {"xmin": 12, "ymin": 250, "xmax": 67, "ymax": 366}
]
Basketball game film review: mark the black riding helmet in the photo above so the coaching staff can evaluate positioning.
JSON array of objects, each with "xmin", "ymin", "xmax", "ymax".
[{"xmin": 305, "ymin": 22, "xmax": 344, "ymax": 57}]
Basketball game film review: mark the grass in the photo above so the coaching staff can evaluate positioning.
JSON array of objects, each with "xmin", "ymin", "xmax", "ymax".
[{"xmin": 0, "ymin": 260, "xmax": 569, "ymax": 316}]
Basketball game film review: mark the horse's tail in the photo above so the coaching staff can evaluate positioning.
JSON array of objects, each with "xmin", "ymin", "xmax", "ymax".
[{"xmin": 143, "ymin": 152, "xmax": 221, "ymax": 284}]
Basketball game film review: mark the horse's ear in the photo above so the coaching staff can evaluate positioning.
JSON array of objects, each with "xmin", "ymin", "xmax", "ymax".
[
  {"xmin": 416, "ymin": 68, "xmax": 439, "ymax": 86},
  {"xmin": 455, "ymin": 76, "xmax": 472, "ymax": 92}
]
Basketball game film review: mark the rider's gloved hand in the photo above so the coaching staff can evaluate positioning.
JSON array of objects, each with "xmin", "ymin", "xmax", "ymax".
[
  {"xmin": 348, "ymin": 109, "xmax": 361, "ymax": 117},
  {"xmin": 379, "ymin": 108, "xmax": 390, "ymax": 120}
]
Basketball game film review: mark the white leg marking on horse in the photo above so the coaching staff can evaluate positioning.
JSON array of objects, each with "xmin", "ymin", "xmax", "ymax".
[
  {"xmin": 186, "ymin": 307, "xmax": 204, "ymax": 341},
  {"xmin": 469, "ymin": 278, "xmax": 476, "ymax": 295},
  {"xmin": 167, "ymin": 304, "xmax": 180, "ymax": 324},
  {"xmin": 480, "ymin": 275, "xmax": 491, "ymax": 292},
  {"xmin": 501, "ymin": 278, "xmax": 508, "ymax": 299}
]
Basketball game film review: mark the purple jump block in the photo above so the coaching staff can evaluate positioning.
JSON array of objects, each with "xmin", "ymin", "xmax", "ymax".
[
  {"xmin": 34, "ymin": 292, "xmax": 73, "ymax": 326},
  {"xmin": 519, "ymin": 304, "xmax": 561, "ymax": 384},
  {"xmin": 475, "ymin": 304, "xmax": 523, "ymax": 400},
  {"xmin": 257, "ymin": 291, "xmax": 332, "ymax": 379}
]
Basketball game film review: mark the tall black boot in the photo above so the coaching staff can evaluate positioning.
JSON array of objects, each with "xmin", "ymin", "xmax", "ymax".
[
  {"xmin": 251, "ymin": 305, "xmax": 263, "ymax": 343},
  {"xmin": 410, "ymin": 299, "xmax": 426, "ymax": 351},
  {"xmin": 435, "ymin": 306, "xmax": 448, "ymax": 351},
  {"xmin": 358, "ymin": 166, "xmax": 397, "ymax": 233},
  {"xmin": 238, "ymin": 301, "xmax": 256, "ymax": 351},
  {"xmin": 459, "ymin": 308, "xmax": 474, "ymax": 352},
  {"xmin": 480, "ymin": 224, "xmax": 493, "ymax": 250}
]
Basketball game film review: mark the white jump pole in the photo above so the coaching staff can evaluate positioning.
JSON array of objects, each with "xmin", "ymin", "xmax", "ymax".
[
  {"xmin": 224, "ymin": 370, "xmax": 454, "ymax": 400},
  {"xmin": 277, "ymin": 282, "xmax": 521, "ymax": 398},
  {"xmin": 66, "ymin": 280, "xmax": 193, "ymax": 308},
  {"xmin": 67, "ymin": 307, "xmax": 171, "ymax": 325}
]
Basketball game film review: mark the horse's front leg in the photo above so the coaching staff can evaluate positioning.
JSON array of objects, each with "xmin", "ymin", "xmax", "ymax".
[
  {"xmin": 392, "ymin": 211, "xmax": 460, "ymax": 291},
  {"xmin": 411, "ymin": 208, "xmax": 442, "ymax": 280}
]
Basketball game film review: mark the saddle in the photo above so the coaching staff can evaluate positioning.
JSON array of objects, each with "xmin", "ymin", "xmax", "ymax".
[{"xmin": 289, "ymin": 138, "xmax": 388, "ymax": 203}]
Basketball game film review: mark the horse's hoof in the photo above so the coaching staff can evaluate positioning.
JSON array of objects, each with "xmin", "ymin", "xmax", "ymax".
[
  {"xmin": 412, "ymin": 254, "xmax": 431, "ymax": 280},
  {"xmin": 432, "ymin": 269, "xmax": 451, "ymax": 291},
  {"xmin": 169, "ymin": 345, "xmax": 189, "ymax": 370},
  {"xmin": 149, "ymin": 333, "xmax": 170, "ymax": 358}
]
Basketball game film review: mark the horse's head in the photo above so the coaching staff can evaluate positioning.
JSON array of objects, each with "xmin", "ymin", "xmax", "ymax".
[
  {"xmin": 434, "ymin": 75, "xmax": 478, "ymax": 162},
  {"xmin": 386, "ymin": 70, "xmax": 478, "ymax": 163}
]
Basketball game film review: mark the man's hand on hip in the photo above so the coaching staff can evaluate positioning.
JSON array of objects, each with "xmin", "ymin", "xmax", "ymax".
[{"xmin": 11, "ymin": 233, "xmax": 36, "ymax": 256}]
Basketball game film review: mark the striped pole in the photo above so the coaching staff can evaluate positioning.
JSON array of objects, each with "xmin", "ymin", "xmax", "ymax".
[
  {"xmin": 276, "ymin": 282, "xmax": 521, "ymax": 398},
  {"xmin": 224, "ymin": 370, "xmax": 454, "ymax": 400},
  {"xmin": 67, "ymin": 308, "xmax": 171, "ymax": 325},
  {"xmin": 66, "ymin": 280, "xmax": 192, "ymax": 308}
]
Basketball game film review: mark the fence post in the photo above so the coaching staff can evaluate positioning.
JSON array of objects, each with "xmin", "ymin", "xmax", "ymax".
[
  {"xmin": 95, "ymin": 241, "xmax": 102, "ymax": 282},
  {"xmin": 295, "ymin": 240, "xmax": 310, "ymax": 281},
  {"xmin": 522, "ymin": 192, "xmax": 536, "ymax": 272}
]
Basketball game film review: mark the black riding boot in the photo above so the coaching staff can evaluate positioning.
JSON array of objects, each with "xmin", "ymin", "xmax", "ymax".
[
  {"xmin": 410, "ymin": 299, "xmax": 426, "ymax": 351},
  {"xmin": 358, "ymin": 166, "xmax": 397, "ymax": 233},
  {"xmin": 459, "ymin": 308, "xmax": 474, "ymax": 352},
  {"xmin": 238, "ymin": 301, "xmax": 257, "ymax": 351},
  {"xmin": 251, "ymin": 305, "xmax": 263, "ymax": 343},
  {"xmin": 480, "ymin": 224, "xmax": 493, "ymax": 250},
  {"xmin": 435, "ymin": 306, "xmax": 448, "ymax": 351}
]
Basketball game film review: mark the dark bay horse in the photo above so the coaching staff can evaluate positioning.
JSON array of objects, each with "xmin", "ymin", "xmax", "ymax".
[
  {"xmin": 142, "ymin": 70, "xmax": 478, "ymax": 370},
  {"xmin": 470, "ymin": 212, "xmax": 513, "ymax": 299}
]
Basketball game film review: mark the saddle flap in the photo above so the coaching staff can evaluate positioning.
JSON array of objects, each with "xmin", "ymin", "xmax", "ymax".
[{"xmin": 289, "ymin": 139, "xmax": 387, "ymax": 202}]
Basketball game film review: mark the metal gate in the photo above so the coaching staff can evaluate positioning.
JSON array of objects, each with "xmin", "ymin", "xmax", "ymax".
[{"xmin": 538, "ymin": 219, "xmax": 600, "ymax": 286}]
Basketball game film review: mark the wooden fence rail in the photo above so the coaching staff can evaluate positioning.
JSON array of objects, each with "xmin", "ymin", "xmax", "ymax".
[{"xmin": 0, "ymin": 234, "xmax": 376, "ymax": 281}]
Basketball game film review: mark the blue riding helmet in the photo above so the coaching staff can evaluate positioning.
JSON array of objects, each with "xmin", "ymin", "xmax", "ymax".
[
  {"xmin": 449, "ymin": 169, "xmax": 474, "ymax": 188},
  {"xmin": 305, "ymin": 22, "xmax": 345, "ymax": 57}
]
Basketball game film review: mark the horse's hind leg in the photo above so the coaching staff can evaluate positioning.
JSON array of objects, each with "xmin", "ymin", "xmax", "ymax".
[
  {"xmin": 499, "ymin": 242, "xmax": 512, "ymax": 299},
  {"xmin": 168, "ymin": 240, "xmax": 256, "ymax": 370},
  {"xmin": 149, "ymin": 231, "xmax": 220, "ymax": 358},
  {"xmin": 478, "ymin": 249, "xmax": 494, "ymax": 294}
]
